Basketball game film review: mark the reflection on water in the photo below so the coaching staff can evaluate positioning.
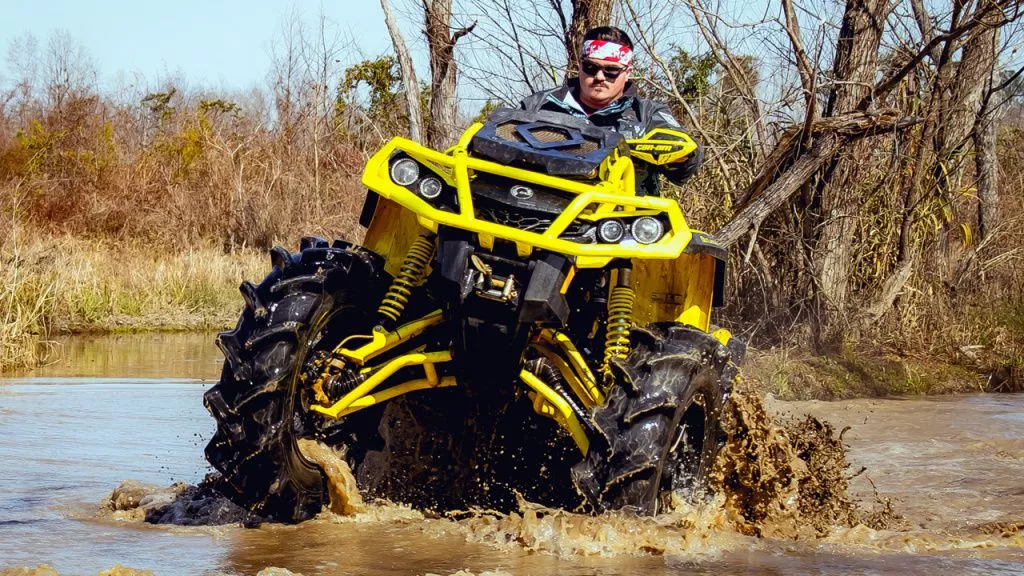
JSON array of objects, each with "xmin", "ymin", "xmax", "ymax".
[
  {"xmin": 11, "ymin": 332, "xmax": 224, "ymax": 380},
  {"xmin": 0, "ymin": 380, "xmax": 219, "ymax": 574},
  {"xmin": 1, "ymin": 333, "xmax": 1023, "ymax": 575}
]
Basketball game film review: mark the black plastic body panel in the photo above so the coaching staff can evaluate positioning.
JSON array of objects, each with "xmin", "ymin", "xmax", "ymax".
[
  {"xmin": 470, "ymin": 108, "xmax": 627, "ymax": 178},
  {"xmin": 685, "ymin": 232, "xmax": 728, "ymax": 307}
]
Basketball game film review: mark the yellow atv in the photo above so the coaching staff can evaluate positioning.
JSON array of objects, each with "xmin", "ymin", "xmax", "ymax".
[{"xmin": 204, "ymin": 108, "xmax": 743, "ymax": 522}]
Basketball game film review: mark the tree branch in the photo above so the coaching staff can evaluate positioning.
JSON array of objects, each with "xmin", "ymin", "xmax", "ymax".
[
  {"xmin": 864, "ymin": 0, "xmax": 1023, "ymax": 108},
  {"xmin": 782, "ymin": 0, "xmax": 815, "ymax": 99},
  {"xmin": 716, "ymin": 110, "xmax": 921, "ymax": 246}
]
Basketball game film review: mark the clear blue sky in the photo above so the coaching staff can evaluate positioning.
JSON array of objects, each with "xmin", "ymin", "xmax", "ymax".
[
  {"xmin": 3, "ymin": 0, "xmax": 786, "ymax": 105},
  {"xmin": 2, "ymin": 0, "xmax": 400, "ymax": 90}
]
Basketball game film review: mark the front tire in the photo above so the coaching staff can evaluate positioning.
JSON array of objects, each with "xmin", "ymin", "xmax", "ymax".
[
  {"xmin": 572, "ymin": 323, "xmax": 741, "ymax": 515},
  {"xmin": 203, "ymin": 238, "xmax": 387, "ymax": 523}
]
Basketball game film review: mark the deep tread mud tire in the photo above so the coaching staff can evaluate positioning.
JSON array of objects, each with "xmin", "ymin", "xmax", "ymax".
[
  {"xmin": 204, "ymin": 239, "xmax": 387, "ymax": 523},
  {"xmin": 571, "ymin": 323, "xmax": 741, "ymax": 515}
]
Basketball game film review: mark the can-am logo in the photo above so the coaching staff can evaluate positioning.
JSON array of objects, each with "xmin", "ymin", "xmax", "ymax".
[{"xmin": 510, "ymin": 185, "xmax": 534, "ymax": 199}]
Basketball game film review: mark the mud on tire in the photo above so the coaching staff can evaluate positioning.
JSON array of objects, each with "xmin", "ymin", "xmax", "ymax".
[
  {"xmin": 203, "ymin": 237, "xmax": 387, "ymax": 523},
  {"xmin": 571, "ymin": 323, "xmax": 742, "ymax": 515}
]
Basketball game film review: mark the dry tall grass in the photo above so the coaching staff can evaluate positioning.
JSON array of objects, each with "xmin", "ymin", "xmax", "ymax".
[{"xmin": 0, "ymin": 222, "xmax": 265, "ymax": 371}]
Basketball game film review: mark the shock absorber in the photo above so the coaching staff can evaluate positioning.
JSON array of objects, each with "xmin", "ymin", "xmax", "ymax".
[
  {"xmin": 377, "ymin": 233, "xmax": 435, "ymax": 325},
  {"xmin": 602, "ymin": 265, "xmax": 635, "ymax": 378}
]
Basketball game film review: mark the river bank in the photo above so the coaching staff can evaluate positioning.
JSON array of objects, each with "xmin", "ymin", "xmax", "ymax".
[
  {"xmin": 0, "ymin": 229, "xmax": 264, "ymax": 371},
  {"xmin": 741, "ymin": 345, "xmax": 1017, "ymax": 399},
  {"xmin": 2, "ymin": 229, "xmax": 1019, "ymax": 397}
]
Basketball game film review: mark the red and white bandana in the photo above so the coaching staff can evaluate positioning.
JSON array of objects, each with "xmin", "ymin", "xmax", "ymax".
[{"xmin": 582, "ymin": 40, "xmax": 633, "ymax": 67}]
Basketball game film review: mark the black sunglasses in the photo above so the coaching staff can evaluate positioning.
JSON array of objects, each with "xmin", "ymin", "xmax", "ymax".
[{"xmin": 580, "ymin": 59, "xmax": 627, "ymax": 80}]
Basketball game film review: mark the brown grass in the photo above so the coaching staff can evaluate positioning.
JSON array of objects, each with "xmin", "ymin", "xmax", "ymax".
[
  {"xmin": 0, "ymin": 221, "xmax": 265, "ymax": 371},
  {"xmin": 1, "ymin": 94, "xmax": 367, "ymax": 250}
]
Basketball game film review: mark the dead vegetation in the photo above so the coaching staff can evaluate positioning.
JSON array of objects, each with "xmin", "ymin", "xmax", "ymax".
[
  {"xmin": 2, "ymin": 3, "xmax": 1024, "ymax": 385},
  {"xmin": 0, "ymin": 225, "xmax": 264, "ymax": 370}
]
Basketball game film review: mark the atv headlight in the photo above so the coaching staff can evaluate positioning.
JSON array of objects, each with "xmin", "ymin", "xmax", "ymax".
[
  {"xmin": 390, "ymin": 157, "xmax": 420, "ymax": 186},
  {"xmin": 631, "ymin": 216, "xmax": 664, "ymax": 245},
  {"xmin": 597, "ymin": 219, "xmax": 626, "ymax": 243},
  {"xmin": 419, "ymin": 177, "xmax": 443, "ymax": 199}
]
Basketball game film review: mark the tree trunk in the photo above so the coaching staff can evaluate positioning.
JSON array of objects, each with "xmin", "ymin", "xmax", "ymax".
[
  {"xmin": 949, "ymin": 2, "xmax": 1001, "ymax": 242},
  {"xmin": 381, "ymin": 0, "xmax": 424, "ymax": 143},
  {"xmin": 937, "ymin": 2, "xmax": 1000, "ymax": 160},
  {"xmin": 931, "ymin": 3, "xmax": 999, "ymax": 282},
  {"xmin": 565, "ymin": 0, "xmax": 614, "ymax": 72},
  {"xmin": 423, "ymin": 0, "xmax": 475, "ymax": 149},
  {"xmin": 975, "ymin": 94, "xmax": 1002, "ymax": 242},
  {"xmin": 813, "ymin": 0, "xmax": 890, "ymax": 332}
]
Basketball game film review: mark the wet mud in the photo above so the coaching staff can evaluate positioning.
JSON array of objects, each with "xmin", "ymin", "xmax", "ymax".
[
  {"xmin": 105, "ymin": 477, "xmax": 254, "ymax": 526},
  {"xmin": 711, "ymin": 386, "xmax": 899, "ymax": 539}
]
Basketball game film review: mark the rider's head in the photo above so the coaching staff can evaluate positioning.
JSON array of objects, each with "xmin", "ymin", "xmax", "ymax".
[{"xmin": 578, "ymin": 26, "xmax": 634, "ymax": 110}]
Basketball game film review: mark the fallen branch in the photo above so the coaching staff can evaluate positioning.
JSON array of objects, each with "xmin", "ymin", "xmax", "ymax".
[{"xmin": 715, "ymin": 110, "xmax": 920, "ymax": 247}]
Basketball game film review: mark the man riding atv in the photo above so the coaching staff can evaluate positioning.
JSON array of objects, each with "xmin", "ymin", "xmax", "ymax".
[
  {"xmin": 521, "ymin": 26, "xmax": 704, "ymax": 197},
  {"xmin": 203, "ymin": 24, "xmax": 740, "ymax": 523}
]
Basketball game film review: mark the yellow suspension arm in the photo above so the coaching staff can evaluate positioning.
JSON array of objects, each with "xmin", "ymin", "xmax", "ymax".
[
  {"xmin": 312, "ymin": 350, "xmax": 453, "ymax": 419},
  {"xmin": 337, "ymin": 309, "xmax": 444, "ymax": 366},
  {"xmin": 325, "ymin": 376, "xmax": 458, "ymax": 419},
  {"xmin": 519, "ymin": 369, "xmax": 590, "ymax": 455},
  {"xmin": 535, "ymin": 329, "xmax": 604, "ymax": 406}
]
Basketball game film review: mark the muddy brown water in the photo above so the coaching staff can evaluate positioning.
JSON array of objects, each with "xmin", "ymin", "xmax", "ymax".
[{"xmin": 1, "ymin": 333, "xmax": 1022, "ymax": 575}]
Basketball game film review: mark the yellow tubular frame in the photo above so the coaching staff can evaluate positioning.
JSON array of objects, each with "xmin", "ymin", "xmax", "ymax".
[
  {"xmin": 337, "ymin": 309, "xmax": 444, "ymax": 366},
  {"xmin": 311, "ymin": 350, "xmax": 454, "ymax": 419},
  {"xmin": 362, "ymin": 133, "xmax": 696, "ymax": 269},
  {"xmin": 519, "ymin": 369, "xmax": 590, "ymax": 455}
]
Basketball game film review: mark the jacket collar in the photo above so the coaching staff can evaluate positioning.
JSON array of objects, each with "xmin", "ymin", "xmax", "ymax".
[{"xmin": 545, "ymin": 78, "xmax": 636, "ymax": 117}]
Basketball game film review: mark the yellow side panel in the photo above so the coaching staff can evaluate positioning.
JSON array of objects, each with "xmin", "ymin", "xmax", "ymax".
[
  {"xmin": 362, "ymin": 197, "xmax": 425, "ymax": 277},
  {"xmin": 632, "ymin": 253, "xmax": 716, "ymax": 331}
]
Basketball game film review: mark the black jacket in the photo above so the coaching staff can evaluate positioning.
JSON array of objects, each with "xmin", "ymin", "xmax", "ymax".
[{"xmin": 520, "ymin": 78, "xmax": 703, "ymax": 196}]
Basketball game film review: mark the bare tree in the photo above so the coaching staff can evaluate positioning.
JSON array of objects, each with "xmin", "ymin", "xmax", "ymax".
[
  {"xmin": 379, "ymin": 0, "xmax": 474, "ymax": 148},
  {"xmin": 424, "ymin": 0, "xmax": 476, "ymax": 148},
  {"xmin": 42, "ymin": 30, "xmax": 96, "ymax": 116},
  {"xmin": 812, "ymin": 0, "xmax": 892, "ymax": 340},
  {"xmin": 269, "ymin": 9, "xmax": 309, "ymax": 150},
  {"xmin": 564, "ymin": 0, "xmax": 614, "ymax": 70},
  {"xmin": 303, "ymin": 11, "xmax": 348, "ymax": 196},
  {"xmin": 382, "ymin": 0, "xmax": 425, "ymax": 142},
  {"xmin": 455, "ymin": 0, "xmax": 569, "ymax": 106},
  {"xmin": 5, "ymin": 33, "xmax": 41, "ymax": 122}
]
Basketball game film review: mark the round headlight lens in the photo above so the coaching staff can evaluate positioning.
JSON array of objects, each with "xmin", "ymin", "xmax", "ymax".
[
  {"xmin": 631, "ymin": 217, "xmax": 664, "ymax": 245},
  {"xmin": 597, "ymin": 219, "xmax": 626, "ymax": 243},
  {"xmin": 419, "ymin": 177, "xmax": 443, "ymax": 199},
  {"xmin": 389, "ymin": 158, "xmax": 420, "ymax": 186}
]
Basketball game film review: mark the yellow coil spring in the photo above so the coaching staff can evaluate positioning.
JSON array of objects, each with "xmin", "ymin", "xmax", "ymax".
[
  {"xmin": 377, "ymin": 235, "xmax": 435, "ymax": 323},
  {"xmin": 602, "ymin": 284, "xmax": 635, "ymax": 376}
]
